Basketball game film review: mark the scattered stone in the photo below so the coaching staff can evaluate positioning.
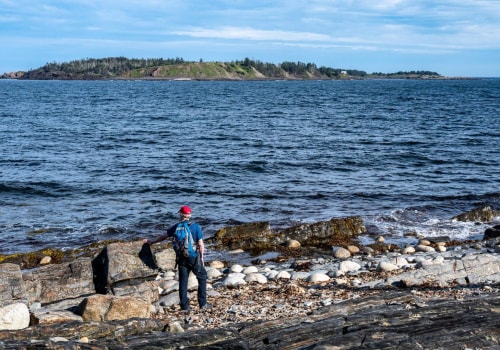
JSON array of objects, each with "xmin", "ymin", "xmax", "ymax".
[
  {"xmin": 332, "ymin": 247, "xmax": 351, "ymax": 259},
  {"xmin": 245, "ymin": 273, "xmax": 267, "ymax": 284},
  {"xmin": 346, "ymin": 245, "xmax": 360, "ymax": 254},
  {"xmin": 209, "ymin": 260, "xmax": 225, "ymax": 269},
  {"xmin": 339, "ymin": 260, "xmax": 361, "ymax": 273},
  {"xmin": 230, "ymin": 264, "xmax": 243, "ymax": 273},
  {"xmin": 39, "ymin": 256, "xmax": 52, "ymax": 265},
  {"xmin": 307, "ymin": 272, "xmax": 330, "ymax": 283},
  {"xmin": 377, "ymin": 261, "xmax": 399, "ymax": 272},
  {"xmin": 402, "ymin": 246, "xmax": 415, "ymax": 254},
  {"xmin": 415, "ymin": 245, "xmax": 436, "ymax": 253}
]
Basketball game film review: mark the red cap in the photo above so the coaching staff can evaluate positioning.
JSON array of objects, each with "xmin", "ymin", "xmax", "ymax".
[{"xmin": 179, "ymin": 206, "xmax": 192, "ymax": 215}]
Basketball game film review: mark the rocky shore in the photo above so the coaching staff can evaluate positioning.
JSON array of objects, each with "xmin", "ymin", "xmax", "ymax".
[{"xmin": 1, "ymin": 207, "xmax": 499, "ymax": 349}]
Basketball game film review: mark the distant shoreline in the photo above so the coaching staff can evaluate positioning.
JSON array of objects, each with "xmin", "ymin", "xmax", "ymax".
[{"xmin": 1, "ymin": 57, "xmax": 471, "ymax": 81}]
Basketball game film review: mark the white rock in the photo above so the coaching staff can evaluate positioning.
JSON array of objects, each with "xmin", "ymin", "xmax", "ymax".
[
  {"xmin": 39, "ymin": 256, "xmax": 52, "ymax": 265},
  {"xmin": 230, "ymin": 264, "xmax": 244, "ymax": 273},
  {"xmin": 402, "ymin": 246, "xmax": 416, "ymax": 254},
  {"xmin": 332, "ymin": 246, "xmax": 351, "ymax": 259},
  {"xmin": 334, "ymin": 278, "xmax": 349, "ymax": 285},
  {"xmin": 291, "ymin": 271, "xmax": 311, "ymax": 280},
  {"xmin": 391, "ymin": 257, "xmax": 409, "ymax": 267},
  {"xmin": 242, "ymin": 266, "xmax": 259, "ymax": 274},
  {"xmin": 377, "ymin": 261, "xmax": 399, "ymax": 272},
  {"xmin": 209, "ymin": 260, "xmax": 225, "ymax": 269},
  {"xmin": 437, "ymin": 245, "xmax": 447, "ymax": 252},
  {"xmin": 265, "ymin": 270, "xmax": 279, "ymax": 280},
  {"xmin": 159, "ymin": 293, "xmax": 180, "ymax": 307},
  {"xmin": 347, "ymin": 245, "xmax": 360, "ymax": 254},
  {"xmin": 245, "ymin": 273, "xmax": 268, "ymax": 284},
  {"xmin": 0, "ymin": 303, "xmax": 30, "ymax": 330},
  {"xmin": 223, "ymin": 273, "xmax": 246, "ymax": 287},
  {"xmin": 419, "ymin": 239, "xmax": 431, "ymax": 246},
  {"xmin": 206, "ymin": 268, "xmax": 223, "ymax": 280},
  {"xmin": 276, "ymin": 270, "xmax": 291, "ymax": 280},
  {"xmin": 160, "ymin": 280, "xmax": 178, "ymax": 294},
  {"xmin": 416, "ymin": 245, "xmax": 436, "ymax": 253},
  {"xmin": 339, "ymin": 260, "xmax": 361, "ymax": 272},
  {"xmin": 229, "ymin": 249, "xmax": 245, "ymax": 254},
  {"xmin": 307, "ymin": 272, "xmax": 330, "ymax": 283}
]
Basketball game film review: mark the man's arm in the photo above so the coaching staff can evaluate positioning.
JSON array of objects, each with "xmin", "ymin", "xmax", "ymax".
[{"xmin": 144, "ymin": 225, "xmax": 175, "ymax": 245}]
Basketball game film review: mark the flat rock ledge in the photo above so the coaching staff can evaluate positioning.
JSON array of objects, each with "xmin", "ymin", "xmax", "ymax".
[{"xmin": 0, "ymin": 291, "xmax": 498, "ymax": 349}]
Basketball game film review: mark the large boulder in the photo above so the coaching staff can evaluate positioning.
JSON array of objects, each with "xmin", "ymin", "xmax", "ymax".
[
  {"xmin": 452, "ymin": 206, "xmax": 499, "ymax": 223},
  {"xmin": 0, "ymin": 303, "xmax": 30, "ymax": 330},
  {"xmin": 278, "ymin": 216, "xmax": 366, "ymax": 247},
  {"xmin": 21, "ymin": 257, "xmax": 94, "ymax": 304},
  {"xmin": 92, "ymin": 241, "xmax": 158, "ymax": 294},
  {"xmin": 77, "ymin": 294, "xmax": 151, "ymax": 322},
  {"xmin": 214, "ymin": 222, "xmax": 273, "ymax": 251},
  {"xmin": 0, "ymin": 263, "xmax": 26, "ymax": 307},
  {"xmin": 213, "ymin": 217, "xmax": 366, "ymax": 252}
]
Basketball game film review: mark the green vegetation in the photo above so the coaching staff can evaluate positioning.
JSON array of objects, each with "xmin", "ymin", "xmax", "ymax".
[{"xmin": 2, "ymin": 56, "xmax": 443, "ymax": 80}]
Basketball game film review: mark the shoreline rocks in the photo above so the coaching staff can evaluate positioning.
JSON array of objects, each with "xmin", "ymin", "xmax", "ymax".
[{"xmin": 0, "ymin": 215, "xmax": 499, "ymax": 349}]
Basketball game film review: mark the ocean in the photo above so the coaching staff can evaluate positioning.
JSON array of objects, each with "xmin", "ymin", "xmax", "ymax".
[{"xmin": 1, "ymin": 78, "xmax": 499, "ymax": 255}]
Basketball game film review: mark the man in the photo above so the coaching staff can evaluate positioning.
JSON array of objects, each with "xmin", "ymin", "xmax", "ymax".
[{"xmin": 145, "ymin": 205, "xmax": 211, "ymax": 311}]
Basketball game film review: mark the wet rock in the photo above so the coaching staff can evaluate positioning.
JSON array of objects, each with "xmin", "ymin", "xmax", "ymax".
[
  {"xmin": 452, "ymin": 205, "xmax": 498, "ymax": 223},
  {"xmin": 279, "ymin": 216, "xmax": 366, "ymax": 247},
  {"xmin": 213, "ymin": 216, "xmax": 365, "ymax": 253},
  {"xmin": 214, "ymin": 221, "xmax": 273, "ymax": 250},
  {"xmin": 484, "ymin": 224, "xmax": 500, "ymax": 240}
]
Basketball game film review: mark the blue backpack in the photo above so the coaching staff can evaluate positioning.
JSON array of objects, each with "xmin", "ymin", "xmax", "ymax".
[{"xmin": 173, "ymin": 222, "xmax": 197, "ymax": 258}]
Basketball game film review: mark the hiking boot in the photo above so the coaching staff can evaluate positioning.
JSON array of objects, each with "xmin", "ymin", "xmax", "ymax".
[{"xmin": 200, "ymin": 303, "xmax": 212, "ymax": 310}]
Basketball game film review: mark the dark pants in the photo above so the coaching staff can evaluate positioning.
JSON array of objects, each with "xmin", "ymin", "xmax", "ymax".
[{"xmin": 177, "ymin": 254, "xmax": 207, "ymax": 310}]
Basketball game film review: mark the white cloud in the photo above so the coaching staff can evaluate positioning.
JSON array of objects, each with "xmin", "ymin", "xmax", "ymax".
[{"xmin": 172, "ymin": 27, "xmax": 332, "ymax": 42}]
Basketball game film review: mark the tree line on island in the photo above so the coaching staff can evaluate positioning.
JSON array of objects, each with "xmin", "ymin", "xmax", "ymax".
[{"xmin": 1, "ymin": 56, "xmax": 442, "ymax": 80}]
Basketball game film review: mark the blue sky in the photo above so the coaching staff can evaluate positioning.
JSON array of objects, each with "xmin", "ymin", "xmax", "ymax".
[{"xmin": 1, "ymin": 0, "xmax": 499, "ymax": 77}]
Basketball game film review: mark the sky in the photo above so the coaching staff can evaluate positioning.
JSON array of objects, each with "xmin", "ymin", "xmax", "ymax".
[{"xmin": 1, "ymin": 0, "xmax": 499, "ymax": 77}]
